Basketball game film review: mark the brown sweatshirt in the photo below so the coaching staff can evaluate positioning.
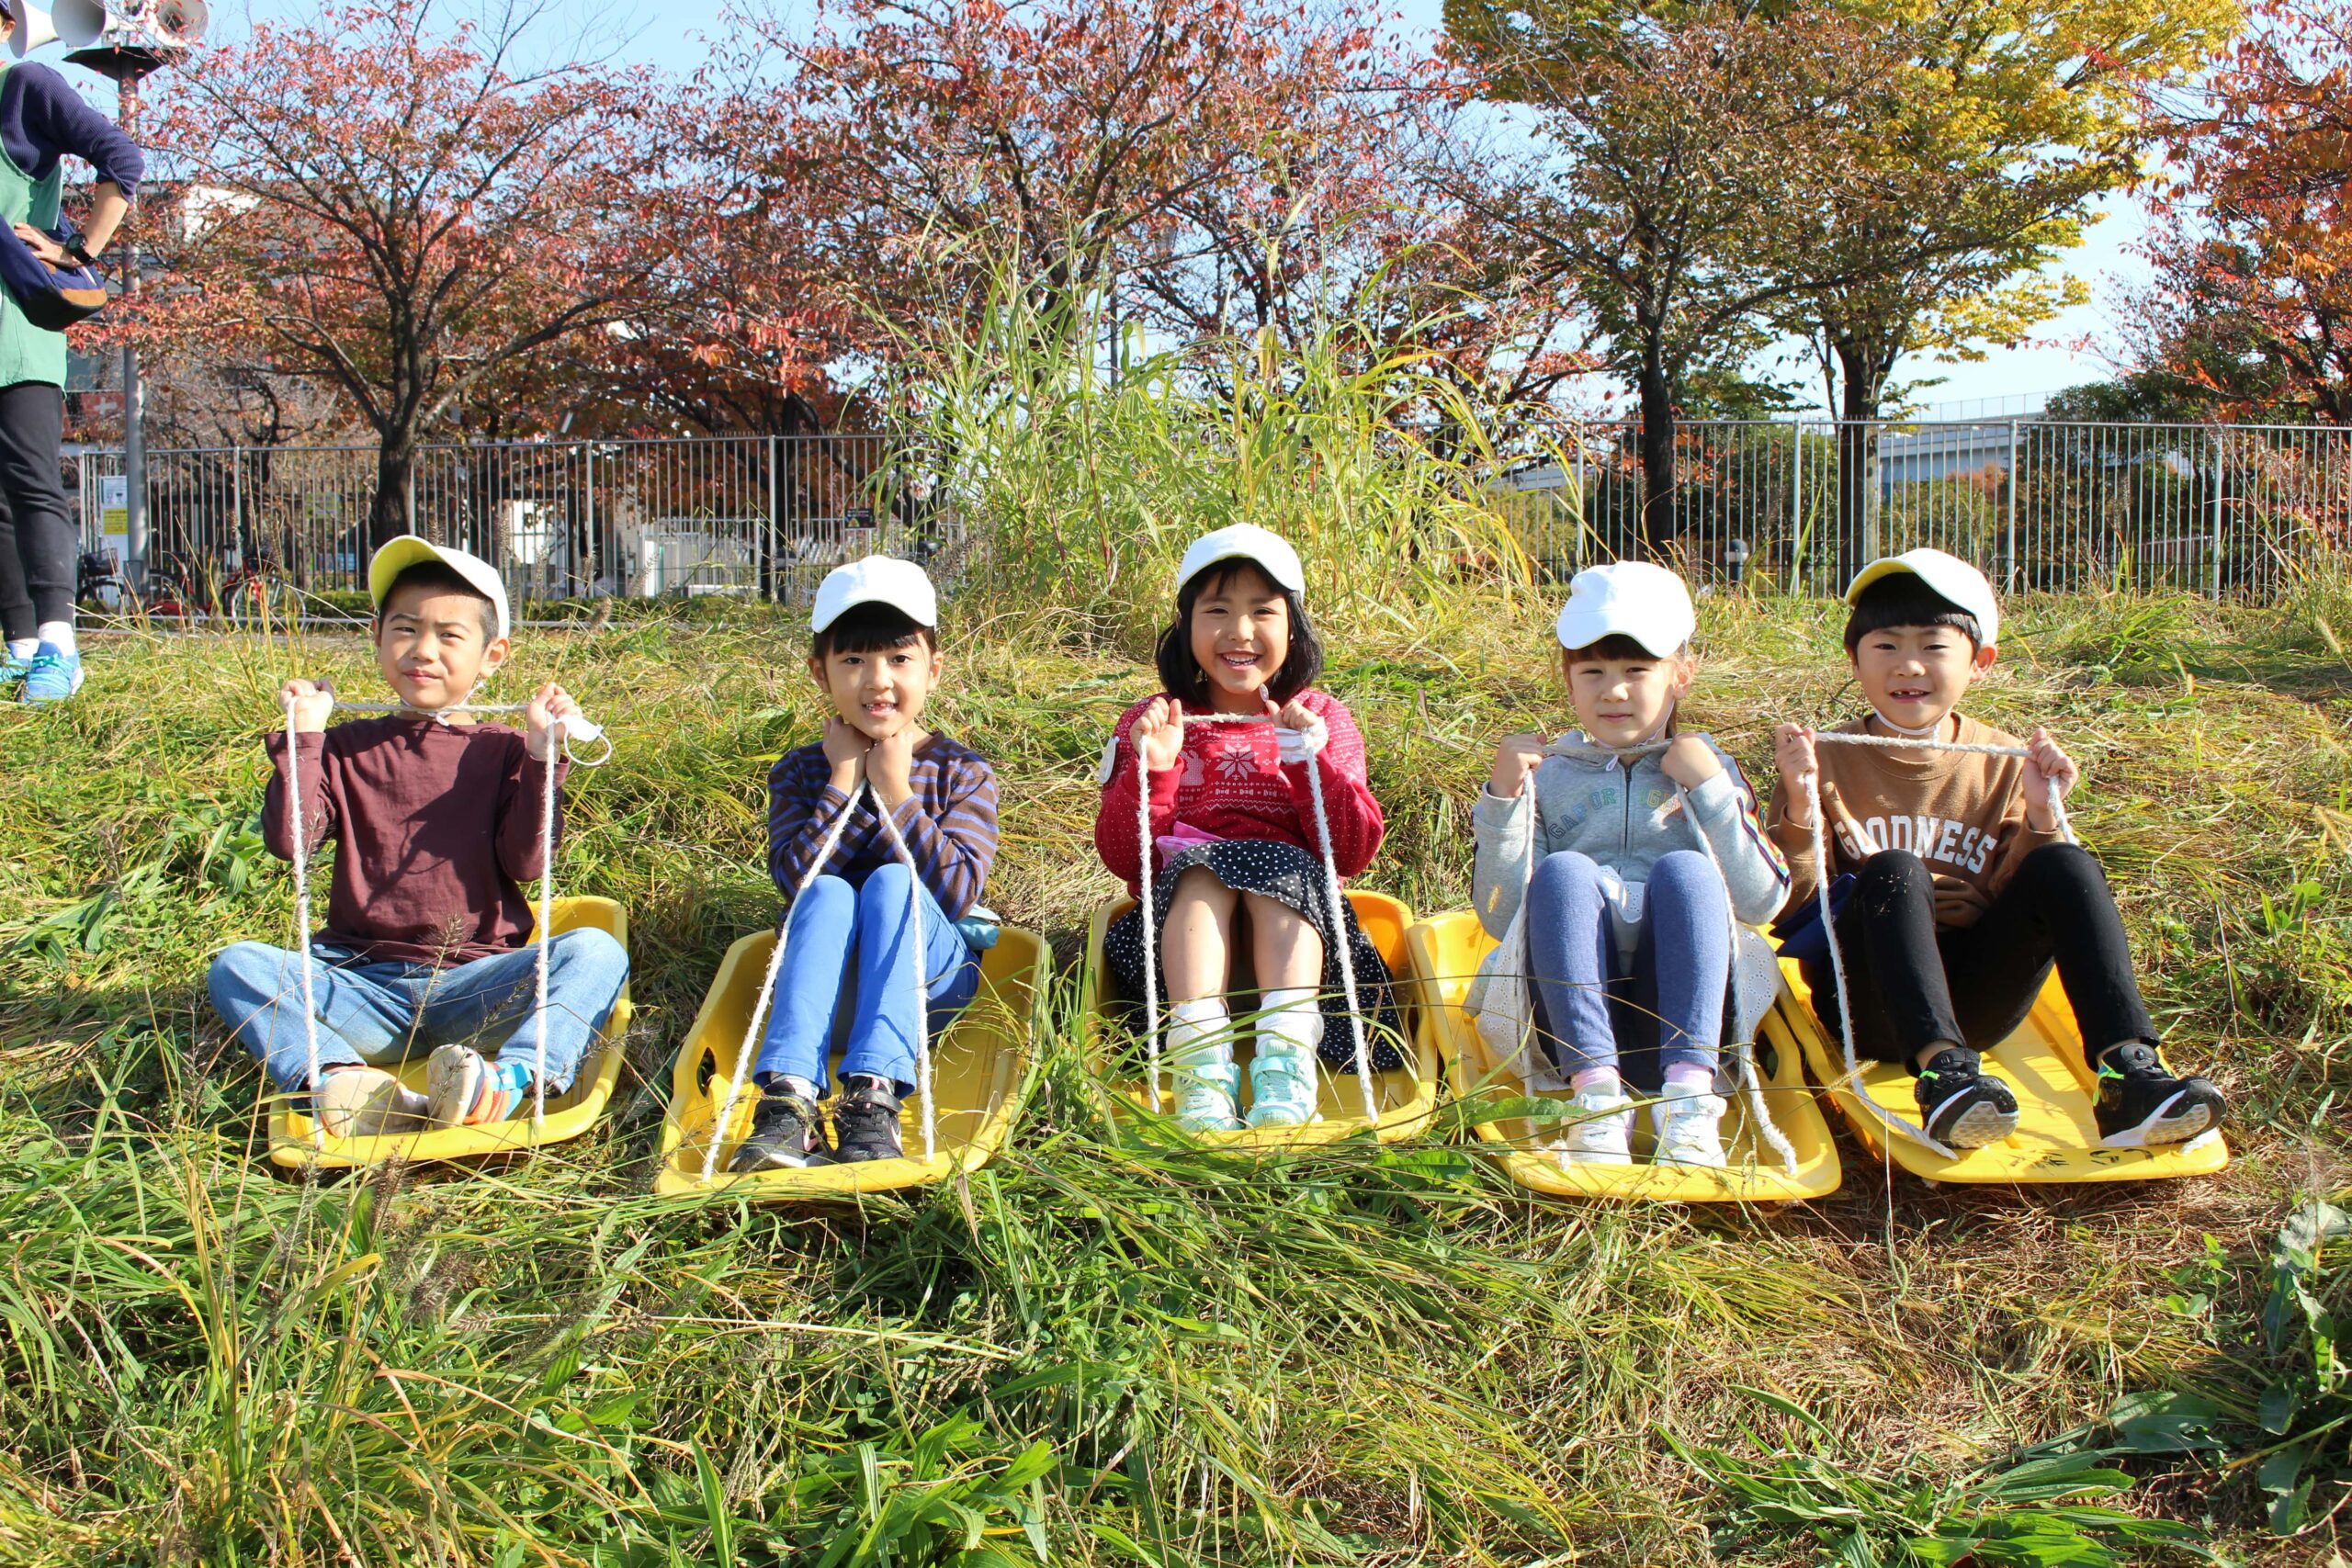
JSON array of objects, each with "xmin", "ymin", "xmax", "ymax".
[
  {"xmin": 1766, "ymin": 712, "xmax": 2065, "ymax": 930},
  {"xmin": 262, "ymin": 716, "xmax": 568, "ymax": 967}
]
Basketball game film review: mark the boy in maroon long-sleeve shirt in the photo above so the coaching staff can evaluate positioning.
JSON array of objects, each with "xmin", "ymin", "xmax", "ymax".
[{"xmin": 206, "ymin": 537, "xmax": 628, "ymax": 1137}]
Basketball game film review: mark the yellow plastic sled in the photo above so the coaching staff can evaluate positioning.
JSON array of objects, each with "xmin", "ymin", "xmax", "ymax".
[
  {"xmin": 1079, "ymin": 889, "xmax": 1437, "ymax": 1145},
  {"xmin": 268, "ymin": 897, "xmax": 635, "ymax": 1169},
  {"xmin": 1407, "ymin": 910, "xmax": 1842, "ymax": 1203},
  {"xmin": 654, "ymin": 925, "xmax": 1047, "ymax": 1199},
  {"xmin": 1773, "ymin": 959, "xmax": 2229, "ymax": 1184}
]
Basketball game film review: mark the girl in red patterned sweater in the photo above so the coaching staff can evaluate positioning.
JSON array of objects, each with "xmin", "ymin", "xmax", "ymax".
[{"xmin": 1093, "ymin": 525, "xmax": 1397, "ymax": 1131}]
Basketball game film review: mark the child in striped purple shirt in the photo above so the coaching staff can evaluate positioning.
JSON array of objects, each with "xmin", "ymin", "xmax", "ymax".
[{"xmin": 728, "ymin": 558, "xmax": 1001, "ymax": 1171}]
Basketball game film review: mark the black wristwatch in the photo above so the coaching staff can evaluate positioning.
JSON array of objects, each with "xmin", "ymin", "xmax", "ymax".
[{"xmin": 63, "ymin": 238, "xmax": 96, "ymax": 267}]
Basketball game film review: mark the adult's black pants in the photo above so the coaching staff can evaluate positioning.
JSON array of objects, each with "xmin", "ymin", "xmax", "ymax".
[
  {"xmin": 0, "ymin": 380, "xmax": 73, "ymax": 641},
  {"xmin": 1802, "ymin": 843, "xmax": 2156, "ymax": 1070}
]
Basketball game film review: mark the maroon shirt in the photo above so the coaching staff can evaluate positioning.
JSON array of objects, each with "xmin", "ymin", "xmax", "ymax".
[{"xmin": 263, "ymin": 716, "xmax": 568, "ymax": 967}]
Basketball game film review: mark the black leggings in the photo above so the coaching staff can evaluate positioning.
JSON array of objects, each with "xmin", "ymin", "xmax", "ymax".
[
  {"xmin": 1803, "ymin": 844, "xmax": 2156, "ymax": 1070},
  {"xmin": 0, "ymin": 381, "xmax": 72, "ymax": 641}
]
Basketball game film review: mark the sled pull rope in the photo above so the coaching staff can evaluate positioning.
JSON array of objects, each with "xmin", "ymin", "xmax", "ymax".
[
  {"xmin": 280, "ymin": 693, "xmax": 608, "ymax": 1145},
  {"xmin": 1801, "ymin": 729, "xmax": 2075, "ymax": 1159},
  {"xmin": 1130, "ymin": 705, "xmax": 1381, "ymax": 1126},
  {"xmin": 700, "ymin": 777, "xmax": 942, "ymax": 1179}
]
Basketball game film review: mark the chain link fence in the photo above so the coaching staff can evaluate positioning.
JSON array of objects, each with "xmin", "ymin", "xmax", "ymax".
[{"xmin": 72, "ymin": 419, "xmax": 2350, "ymax": 609}]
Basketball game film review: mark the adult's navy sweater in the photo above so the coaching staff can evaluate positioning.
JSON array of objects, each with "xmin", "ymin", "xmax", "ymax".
[{"xmin": 0, "ymin": 62, "xmax": 142, "ymax": 197}]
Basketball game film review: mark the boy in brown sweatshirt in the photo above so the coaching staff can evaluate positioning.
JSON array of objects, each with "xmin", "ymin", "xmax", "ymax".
[{"xmin": 1767, "ymin": 549, "xmax": 2224, "ymax": 1150}]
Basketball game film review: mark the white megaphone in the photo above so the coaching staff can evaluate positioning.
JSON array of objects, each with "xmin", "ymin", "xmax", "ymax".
[
  {"xmin": 3, "ymin": 2, "xmax": 62, "ymax": 59},
  {"xmin": 51, "ymin": 0, "xmax": 107, "ymax": 46}
]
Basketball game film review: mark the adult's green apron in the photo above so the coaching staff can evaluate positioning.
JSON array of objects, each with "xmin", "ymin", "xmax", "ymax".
[{"xmin": 0, "ymin": 63, "xmax": 69, "ymax": 389}]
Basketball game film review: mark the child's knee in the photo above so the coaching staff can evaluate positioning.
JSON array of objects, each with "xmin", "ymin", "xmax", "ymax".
[
  {"xmin": 1857, "ymin": 849, "xmax": 1933, "ymax": 903},
  {"xmin": 207, "ymin": 942, "xmax": 283, "ymax": 1012},
  {"xmin": 1647, "ymin": 849, "xmax": 1722, "ymax": 903},
  {"xmin": 1530, "ymin": 850, "xmax": 1603, "ymax": 908},
  {"xmin": 793, "ymin": 873, "xmax": 856, "ymax": 922},
  {"xmin": 2018, "ymin": 840, "xmax": 2103, "ymax": 895},
  {"xmin": 554, "ymin": 925, "xmax": 628, "ymax": 981}
]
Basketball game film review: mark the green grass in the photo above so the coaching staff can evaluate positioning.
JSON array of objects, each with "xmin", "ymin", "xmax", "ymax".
[{"xmin": 1, "ymin": 585, "xmax": 2346, "ymax": 1566}]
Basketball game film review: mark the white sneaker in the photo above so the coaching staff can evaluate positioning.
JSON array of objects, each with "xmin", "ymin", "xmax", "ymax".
[
  {"xmin": 315, "ymin": 1066, "xmax": 429, "ymax": 1138},
  {"xmin": 1544, "ymin": 1084, "xmax": 1634, "ymax": 1164},
  {"xmin": 1651, "ymin": 1090, "xmax": 1729, "ymax": 1168}
]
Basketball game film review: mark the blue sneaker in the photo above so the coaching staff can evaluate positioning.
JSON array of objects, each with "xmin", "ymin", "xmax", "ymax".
[
  {"xmin": 21, "ymin": 643, "xmax": 83, "ymax": 705},
  {"xmin": 0, "ymin": 645, "xmax": 28, "ymax": 688}
]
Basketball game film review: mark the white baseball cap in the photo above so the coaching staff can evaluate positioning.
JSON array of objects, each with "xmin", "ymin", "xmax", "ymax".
[
  {"xmin": 1176, "ymin": 525, "xmax": 1306, "ymax": 596},
  {"xmin": 812, "ymin": 555, "xmax": 938, "ymax": 634},
  {"xmin": 1554, "ymin": 560, "xmax": 1695, "ymax": 656},
  {"xmin": 368, "ymin": 535, "xmax": 511, "ymax": 642},
  {"xmin": 1844, "ymin": 547, "xmax": 1999, "ymax": 650}
]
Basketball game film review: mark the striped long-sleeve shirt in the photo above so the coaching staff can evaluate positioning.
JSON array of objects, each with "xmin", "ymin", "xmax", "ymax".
[{"xmin": 766, "ymin": 733, "xmax": 999, "ymax": 919}]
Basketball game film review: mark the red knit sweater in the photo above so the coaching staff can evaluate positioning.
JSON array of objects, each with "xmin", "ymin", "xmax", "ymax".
[{"xmin": 1092, "ymin": 689, "xmax": 1384, "ymax": 896}]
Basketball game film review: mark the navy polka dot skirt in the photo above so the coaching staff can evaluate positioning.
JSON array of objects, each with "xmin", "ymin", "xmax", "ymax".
[{"xmin": 1102, "ymin": 838, "xmax": 1405, "ymax": 1071}]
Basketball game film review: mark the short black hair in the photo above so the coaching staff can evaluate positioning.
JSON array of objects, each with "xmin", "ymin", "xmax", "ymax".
[
  {"xmin": 812, "ymin": 602, "xmax": 936, "ymax": 662},
  {"xmin": 1843, "ymin": 573, "xmax": 1983, "ymax": 655},
  {"xmin": 1153, "ymin": 558, "xmax": 1323, "ymax": 706},
  {"xmin": 378, "ymin": 561, "xmax": 497, "ymax": 642},
  {"xmin": 1562, "ymin": 633, "xmax": 1684, "ymax": 662}
]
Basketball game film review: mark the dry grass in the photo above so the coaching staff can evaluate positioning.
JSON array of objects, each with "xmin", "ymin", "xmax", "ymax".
[{"xmin": 0, "ymin": 584, "xmax": 2345, "ymax": 1565}]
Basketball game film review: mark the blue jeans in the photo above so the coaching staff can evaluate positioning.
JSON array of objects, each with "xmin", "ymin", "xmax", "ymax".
[
  {"xmin": 754, "ymin": 865, "xmax": 981, "ymax": 1094},
  {"xmin": 1524, "ymin": 850, "xmax": 1729, "ymax": 1084},
  {"xmin": 208, "ymin": 928, "xmax": 630, "ymax": 1095}
]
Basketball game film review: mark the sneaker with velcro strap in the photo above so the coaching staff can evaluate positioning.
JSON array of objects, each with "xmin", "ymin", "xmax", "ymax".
[
  {"xmin": 729, "ymin": 1089, "xmax": 832, "ymax": 1171},
  {"xmin": 2094, "ymin": 1043, "xmax": 2225, "ymax": 1148},
  {"xmin": 831, "ymin": 1074, "xmax": 906, "ymax": 1162},
  {"xmin": 1914, "ymin": 1049, "xmax": 2019, "ymax": 1148},
  {"xmin": 1543, "ymin": 1081, "xmax": 1634, "ymax": 1165}
]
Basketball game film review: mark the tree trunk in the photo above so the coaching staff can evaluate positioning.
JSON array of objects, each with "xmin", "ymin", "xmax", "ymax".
[
  {"xmin": 1833, "ymin": 338, "xmax": 1891, "ymax": 584},
  {"xmin": 1635, "ymin": 348, "xmax": 1677, "ymax": 561},
  {"xmin": 370, "ymin": 431, "xmax": 417, "ymax": 549}
]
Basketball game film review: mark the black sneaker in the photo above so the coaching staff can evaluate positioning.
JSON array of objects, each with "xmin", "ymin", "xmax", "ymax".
[
  {"xmin": 832, "ymin": 1074, "xmax": 905, "ymax": 1162},
  {"xmin": 1915, "ymin": 1049, "xmax": 2019, "ymax": 1148},
  {"xmin": 2094, "ymin": 1043, "xmax": 2225, "ymax": 1148},
  {"xmin": 729, "ymin": 1091, "xmax": 831, "ymax": 1172}
]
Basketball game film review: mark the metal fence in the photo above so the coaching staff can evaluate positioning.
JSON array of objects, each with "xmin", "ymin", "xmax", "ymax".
[
  {"xmin": 72, "ymin": 433, "xmax": 951, "ymax": 611},
  {"xmin": 1491, "ymin": 419, "xmax": 2352, "ymax": 600},
  {"xmin": 72, "ymin": 418, "xmax": 2352, "ymax": 608}
]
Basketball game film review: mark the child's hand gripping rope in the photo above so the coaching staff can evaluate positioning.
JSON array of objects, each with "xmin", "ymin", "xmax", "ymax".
[
  {"xmin": 1778, "ymin": 723, "xmax": 2076, "ymax": 1158},
  {"xmin": 278, "ymin": 683, "xmax": 610, "ymax": 1144},
  {"xmin": 1128, "ymin": 695, "xmax": 1383, "ymax": 1125}
]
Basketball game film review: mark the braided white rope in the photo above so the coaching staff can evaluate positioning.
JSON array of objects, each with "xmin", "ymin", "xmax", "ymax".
[
  {"xmin": 279, "ymin": 692, "xmax": 606, "ymax": 1143},
  {"xmin": 1130, "ymin": 706, "xmax": 1380, "ymax": 1125},
  {"xmin": 700, "ymin": 775, "xmax": 942, "ymax": 1179},
  {"xmin": 1801, "ymin": 728, "xmax": 2075, "ymax": 1158},
  {"xmin": 1671, "ymin": 782, "xmax": 1802, "ymax": 1174},
  {"xmin": 281, "ymin": 697, "xmax": 325, "ymax": 1148}
]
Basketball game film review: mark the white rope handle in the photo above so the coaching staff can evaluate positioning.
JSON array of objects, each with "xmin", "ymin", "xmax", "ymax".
[
  {"xmin": 1798, "ymin": 728, "xmax": 2076, "ymax": 1157},
  {"xmin": 282, "ymin": 695, "xmax": 325, "ymax": 1149},
  {"xmin": 279, "ymin": 688, "xmax": 604, "ymax": 1144},
  {"xmin": 702, "ymin": 773, "xmax": 944, "ymax": 1177},
  {"xmin": 1128, "ymin": 704, "xmax": 1380, "ymax": 1125},
  {"xmin": 1670, "ymin": 781, "xmax": 1801, "ymax": 1174}
]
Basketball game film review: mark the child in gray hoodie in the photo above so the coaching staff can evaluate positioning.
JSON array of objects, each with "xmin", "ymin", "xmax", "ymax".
[{"xmin": 1467, "ymin": 562, "xmax": 1789, "ymax": 1166}]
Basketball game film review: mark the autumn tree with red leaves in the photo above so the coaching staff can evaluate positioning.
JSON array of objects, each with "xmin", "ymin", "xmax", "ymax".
[
  {"xmin": 2134, "ymin": 0, "xmax": 2352, "ymax": 423},
  {"xmin": 120, "ymin": 2, "xmax": 675, "ymax": 544}
]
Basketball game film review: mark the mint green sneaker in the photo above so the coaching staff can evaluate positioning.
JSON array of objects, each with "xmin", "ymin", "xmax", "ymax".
[
  {"xmin": 0, "ymin": 644, "xmax": 28, "ymax": 687},
  {"xmin": 21, "ymin": 643, "xmax": 83, "ymax": 705},
  {"xmin": 1170, "ymin": 1035, "xmax": 1243, "ymax": 1133},
  {"xmin": 1244, "ymin": 1036, "xmax": 1321, "ymax": 1129}
]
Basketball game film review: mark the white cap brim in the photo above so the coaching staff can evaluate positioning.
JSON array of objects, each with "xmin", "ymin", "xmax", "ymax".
[
  {"xmin": 1176, "ymin": 525, "xmax": 1306, "ymax": 596},
  {"xmin": 368, "ymin": 535, "xmax": 510, "ymax": 642},
  {"xmin": 1844, "ymin": 548, "xmax": 1999, "ymax": 649}
]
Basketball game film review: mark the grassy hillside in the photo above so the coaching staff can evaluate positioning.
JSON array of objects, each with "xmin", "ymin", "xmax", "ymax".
[{"xmin": 0, "ymin": 586, "xmax": 2345, "ymax": 1566}]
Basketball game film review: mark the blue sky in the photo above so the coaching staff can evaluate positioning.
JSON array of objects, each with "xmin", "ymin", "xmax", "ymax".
[{"xmin": 102, "ymin": 0, "xmax": 2138, "ymax": 413}]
